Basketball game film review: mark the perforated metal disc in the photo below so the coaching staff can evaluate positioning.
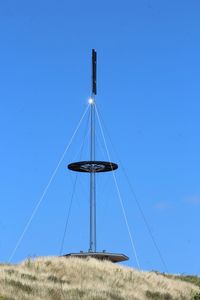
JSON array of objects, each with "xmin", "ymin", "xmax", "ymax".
[{"xmin": 68, "ymin": 161, "xmax": 118, "ymax": 173}]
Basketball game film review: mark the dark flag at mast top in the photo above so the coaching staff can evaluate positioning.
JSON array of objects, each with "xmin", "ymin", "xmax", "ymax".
[
  {"xmin": 92, "ymin": 49, "xmax": 97, "ymax": 95},
  {"xmin": 64, "ymin": 50, "xmax": 129, "ymax": 263}
]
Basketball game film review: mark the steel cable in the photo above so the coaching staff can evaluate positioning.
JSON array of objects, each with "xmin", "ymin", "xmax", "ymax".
[{"xmin": 9, "ymin": 104, "xmax": 90, "ymax": 262}]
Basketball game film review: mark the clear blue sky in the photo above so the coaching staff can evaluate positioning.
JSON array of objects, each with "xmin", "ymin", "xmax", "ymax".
[{"xmin": 0, "ymin": 0, "xmax": 200, "ymax": 275}]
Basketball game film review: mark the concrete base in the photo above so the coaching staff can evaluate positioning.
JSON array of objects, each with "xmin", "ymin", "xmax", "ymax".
[{"xmin": 63, "ymin": 251, "xmax": 129, "ymax": 263}]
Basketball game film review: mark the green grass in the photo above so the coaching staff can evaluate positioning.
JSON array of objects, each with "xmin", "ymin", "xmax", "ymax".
[
  {"xmin": 176, "ymin": 275, "xmax": 200, "ymax": 288},
  {"xmin": 146, "ymin": 291, "xmax": 173, "ymax": 300},
  {"xmin": 47, "ymin": 275, "xmax": 66, "ymax": 284},
  {"xmin": 154, "ymin": 272, "xmax": 200, "ymax": 289},
  {"xmin": 0, "ymin": 295, "xmax": 15, "ymax": 300},
  {"xmin": 5, "ymin": 279, "xmax": 33, "ymax": 294},
  {"xmin": 20, "ymin": 273, "xmax": 37, "ymax": 281},
  {"xmin": 151, "ymin": 272, "xmax": 200, "ymax": 300}
]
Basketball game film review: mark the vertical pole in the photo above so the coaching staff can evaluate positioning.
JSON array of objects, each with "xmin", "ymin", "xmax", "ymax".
[
  {"xmin": 89, "ymin": 100, "xmax": 96, "ymax": 252},
  {"xmin": 89, "ymin": 50, "xmax": 97, "ymax": 252}
]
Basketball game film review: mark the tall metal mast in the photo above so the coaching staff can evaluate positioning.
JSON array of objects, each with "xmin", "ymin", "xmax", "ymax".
[
  {"xmin": 89, "ymin": 49, "xmax": 97, "ymax": 252},
  {"xmin": 66, "ymin": 50, "xmax": 128, "ymax": 263}
]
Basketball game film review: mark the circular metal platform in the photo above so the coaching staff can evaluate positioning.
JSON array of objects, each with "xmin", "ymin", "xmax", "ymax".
[
  {"xmin": 68, "ymin": 161, "xmax": 118, "ymax": 173},
  {"xmin": 63, "ymin": 251, "xmax": 129, "ymax": 263}
]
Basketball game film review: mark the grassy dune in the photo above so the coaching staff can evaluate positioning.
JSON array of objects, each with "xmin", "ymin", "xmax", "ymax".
[{"xmin": 0, "ymin": 257, "xmax": 199, "ymax": 300}]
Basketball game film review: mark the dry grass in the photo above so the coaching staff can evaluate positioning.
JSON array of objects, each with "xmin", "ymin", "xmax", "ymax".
[{"xmin": 0, "ymin": 257, "xmax": 199, "ymax": 299}]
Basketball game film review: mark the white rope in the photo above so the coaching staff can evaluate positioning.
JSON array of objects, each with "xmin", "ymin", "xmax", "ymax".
[
  {"xmin": 95, "ymin": 105, "xmax": 141, "ymax": 269},
  {"xmin": 9, "ymin": 104, "xmax": 90, "ymax": 262}
]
